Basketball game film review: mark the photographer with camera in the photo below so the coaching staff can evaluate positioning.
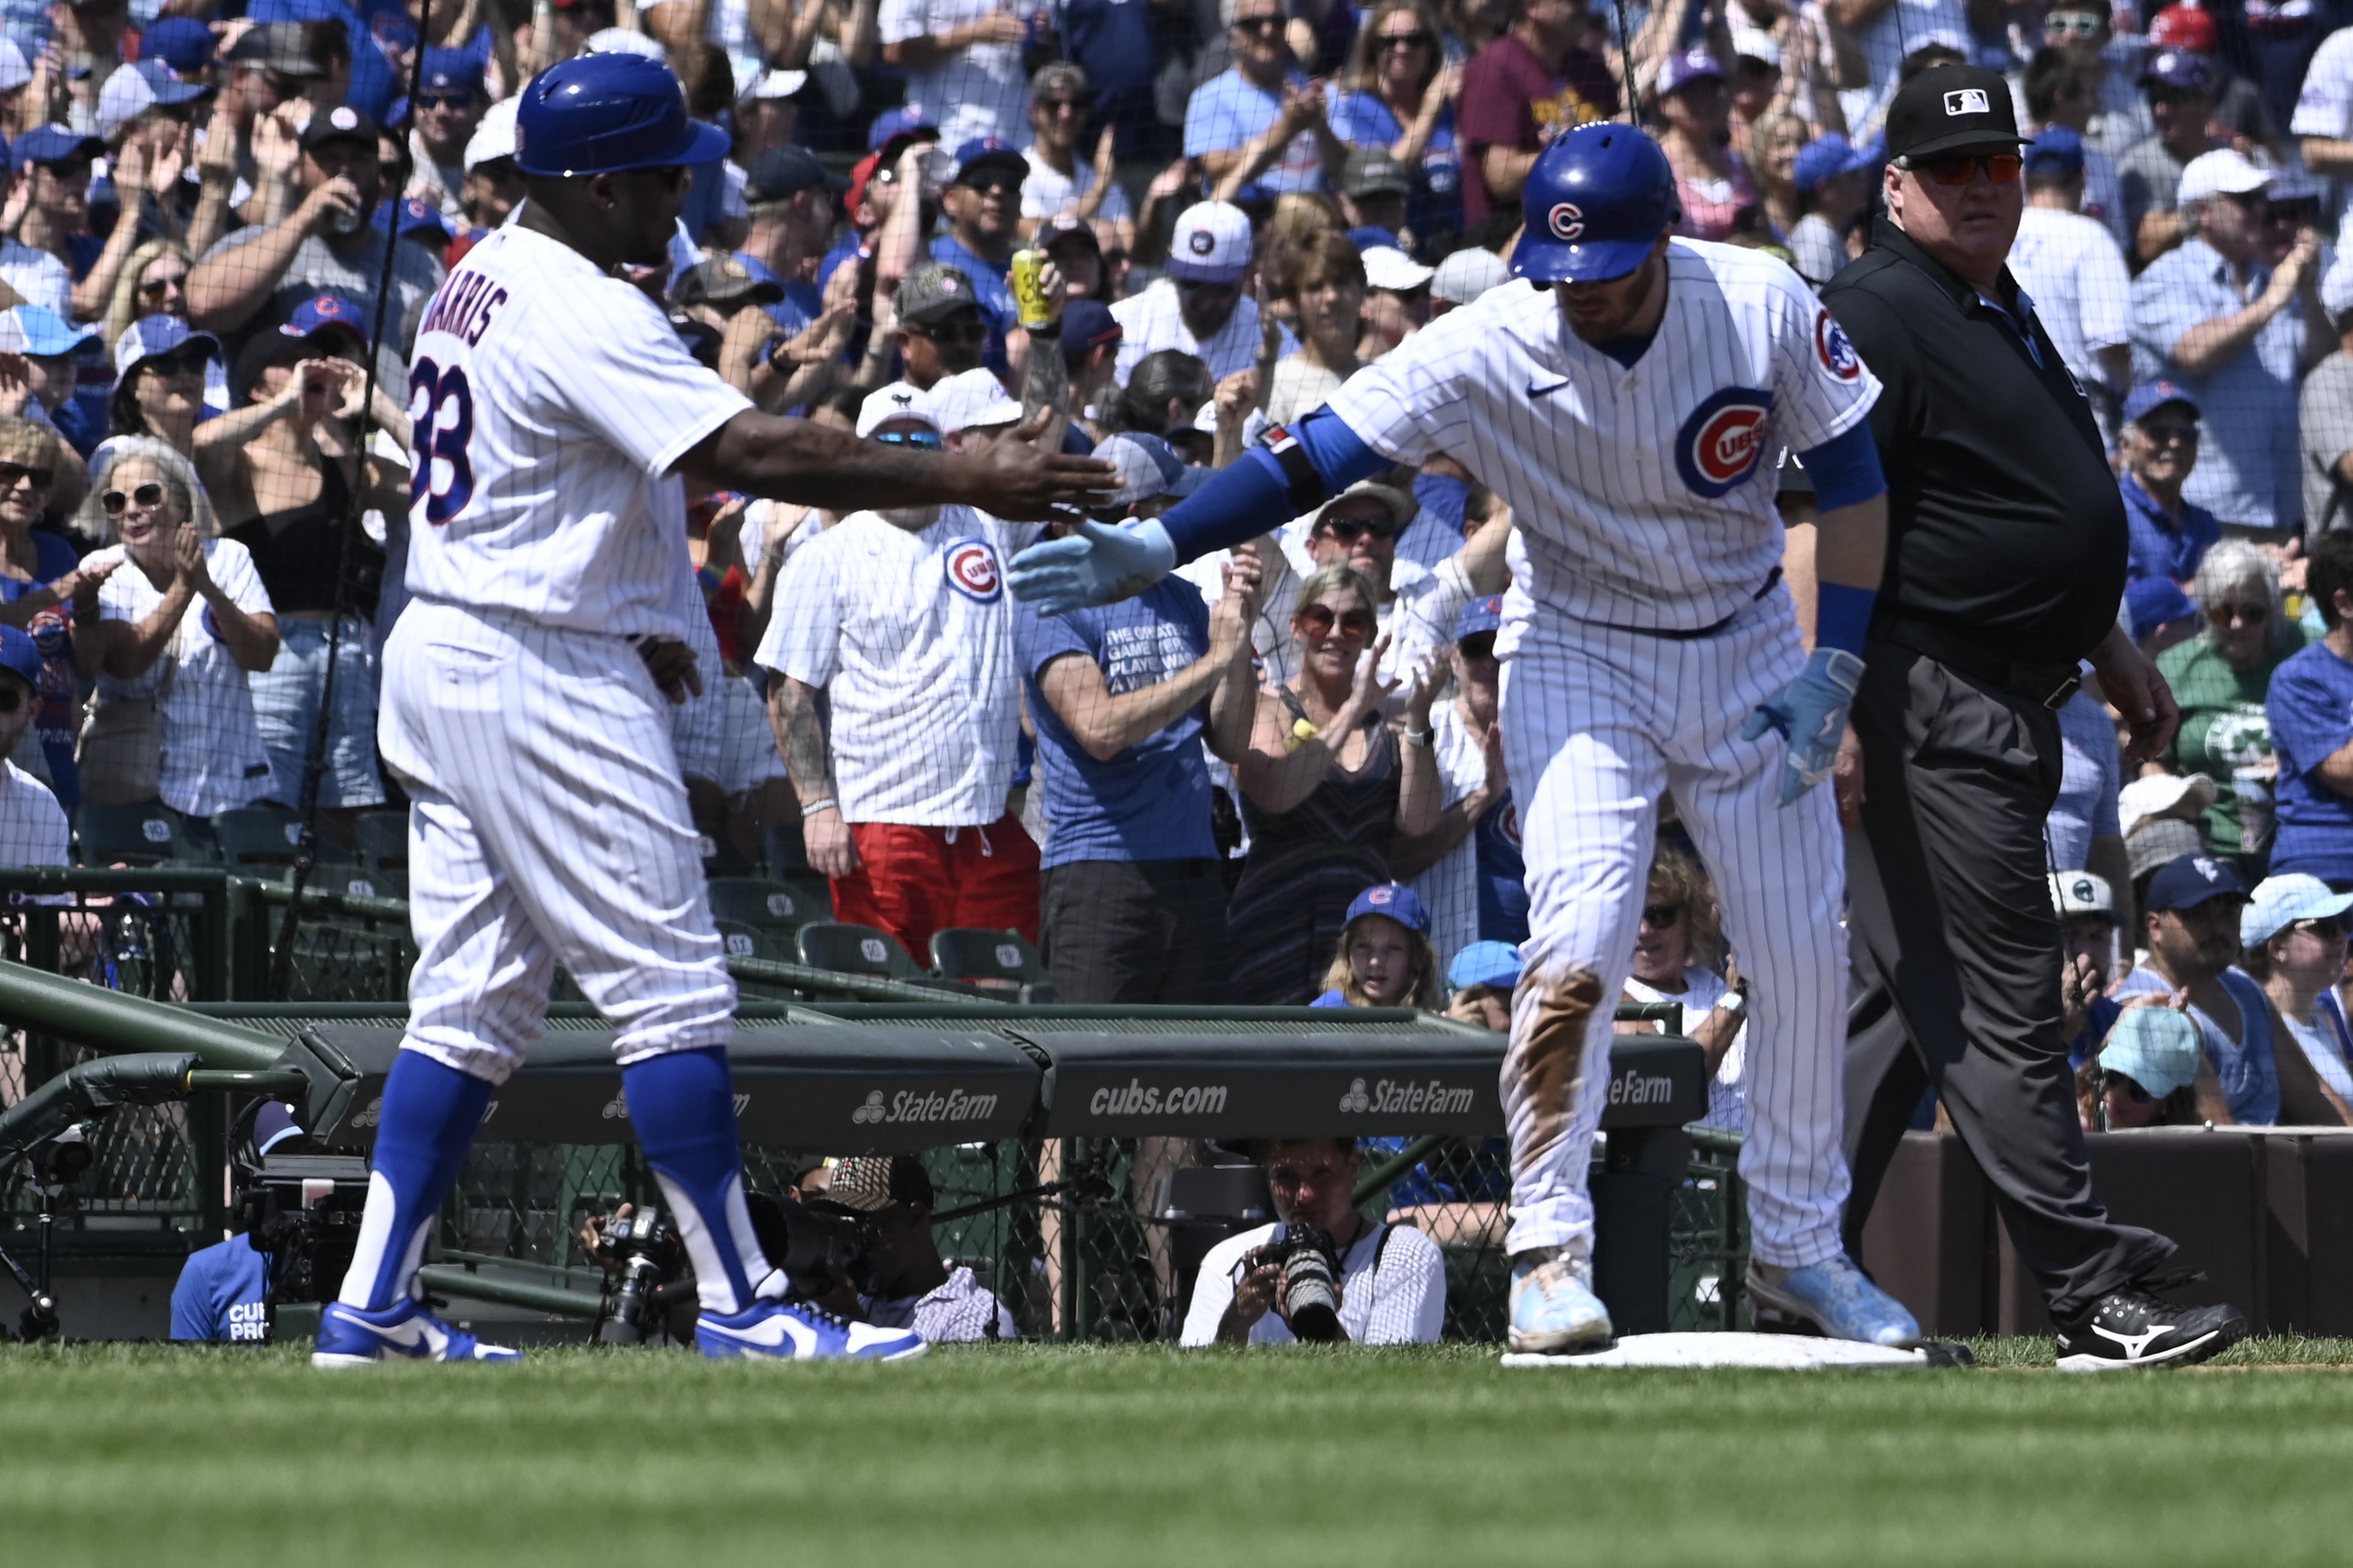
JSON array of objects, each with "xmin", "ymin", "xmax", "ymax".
[
  {"xmin": 815, "ymin": 1156, "xmax": 1016, "ymax": 1343},
  {"xmin": 1180, "ymin": 1137, "xmax": 1446, "ymax": 1346},
  {"xmin": 171, "ymin": 1104, "xmax": 307, "ymax": 1343}
]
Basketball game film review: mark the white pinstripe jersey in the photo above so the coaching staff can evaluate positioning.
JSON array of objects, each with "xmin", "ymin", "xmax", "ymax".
[
  {"xmin": 756, "ymin": 506, "xmax": 1039, "ymax": 827},
  {"xmin": 403, "ymin": 225, "xmax": 753, "ymax": 644},
  {"xmin": 0, "ymin": 760, "xmax": 68, "ymax": 876},
  {"xmin": 93, "ymin": 541, "xmax": 275, "ymax": 818},
  {"xmin": 1321, "ymin": 239, "xmax": 1880, "ymax": 642}
]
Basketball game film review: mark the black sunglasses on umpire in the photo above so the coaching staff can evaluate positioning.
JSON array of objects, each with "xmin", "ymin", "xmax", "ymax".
[{"xmin": 101, "ymin": 483, "xmax": 166, "ymax": 514}]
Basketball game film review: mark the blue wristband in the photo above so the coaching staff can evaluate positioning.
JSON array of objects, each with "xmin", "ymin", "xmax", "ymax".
[{"xmin": 1815, "ymin": 581, "xmax": 1876, "ymax": 658}]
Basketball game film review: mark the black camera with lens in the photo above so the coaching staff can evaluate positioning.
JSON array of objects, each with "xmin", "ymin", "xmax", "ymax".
[
  {"xmin": 239, "ymin": 1154, "xmax": 373, "ymax": 1317},
  {"xmin": 1257, "ymin": 1223, "xmax": 1344, "ymax": 1342},
  {"xmin": 746, "ymin": 1192, "xmax": 881, "ymax": 1302},
  {"xmin": 593, "ymin": 1204, "xmax": 692, "ymax": 1345}
]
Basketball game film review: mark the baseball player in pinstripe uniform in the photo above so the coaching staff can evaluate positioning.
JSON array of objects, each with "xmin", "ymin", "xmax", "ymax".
[
  {"xmin": 1012, "ymin": 122, "xmax": 1921, "ymax": 1354},
  {"xmin": 314, "ymin": 53, "xmax": 1108, "ymax": 1367}
]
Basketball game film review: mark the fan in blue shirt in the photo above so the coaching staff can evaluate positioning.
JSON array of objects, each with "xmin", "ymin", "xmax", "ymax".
[{"xmin": 2268, "ymin": 530, "xmax": 2353, "ymax": 884}]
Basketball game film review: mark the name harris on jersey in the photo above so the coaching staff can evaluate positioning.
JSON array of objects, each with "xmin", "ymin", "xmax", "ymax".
[{"xmin": 418, "ymin": 268, "xmax": 513, "ymax": 346}]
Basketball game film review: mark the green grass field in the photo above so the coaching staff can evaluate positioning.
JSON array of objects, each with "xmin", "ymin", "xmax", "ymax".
[{"xmin": 10, "ymin": 1337, "xmax": 2353, "ymax": 1566}]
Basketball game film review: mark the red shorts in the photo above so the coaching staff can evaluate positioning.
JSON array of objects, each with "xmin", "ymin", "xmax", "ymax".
[{"xmin": 832, "ymin": 813, "xmax": 1041, "ymax": 965}]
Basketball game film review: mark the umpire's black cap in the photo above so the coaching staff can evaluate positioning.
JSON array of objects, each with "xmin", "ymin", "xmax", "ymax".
[{"xmin": 1885, "ymin": 64, "xmax": 2027, "ymax": 162}]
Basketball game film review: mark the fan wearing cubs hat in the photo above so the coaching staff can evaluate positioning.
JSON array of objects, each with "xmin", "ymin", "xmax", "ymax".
[
  {"xmin": 1310, "ymin": 884, "xmax": 1443, "ymax": 1009},
  {"xmin": 306, "ymin": 51, "xmax": 1112, "ymax": 1372},
  {"xmin": 1011, "ymin": 112, "xmax": 1913, "ymax": 1359}
]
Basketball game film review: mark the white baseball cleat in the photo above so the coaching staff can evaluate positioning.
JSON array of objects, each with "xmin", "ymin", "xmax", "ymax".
[
  {"xmin": 1508, "ymin": 1245, "xmax": 1615, "ymax": 1354},
  {"xmin": 312, "ymin": 1298, "xmax": 524, "ymax": 1367},
  {"xmin": 696, "ymin": 1298, "xmax": 927, "ymax": 1361}
]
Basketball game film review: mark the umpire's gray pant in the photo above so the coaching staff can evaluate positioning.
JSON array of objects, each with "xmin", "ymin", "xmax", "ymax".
[{"xmin": 1839, "ymin": 642, "xmax": 2175, "ymax": 1320}]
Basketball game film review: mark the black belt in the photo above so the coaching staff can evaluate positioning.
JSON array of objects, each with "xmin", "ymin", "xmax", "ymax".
[
  {"xmin": 1589, "ymin": 568, "xmax": 1784, "ymax": 642},
  {"xmin": 1877, "ymin": 614, "xmax": 2081, "ymax": 710}
]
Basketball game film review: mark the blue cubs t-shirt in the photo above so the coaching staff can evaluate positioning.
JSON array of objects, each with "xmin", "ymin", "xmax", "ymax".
[
  {"xmin": 1014, "ymin": 579, "xmax": 1219, "ymax": 869},
  {"xmin": 1474, "ymin": 794, "xmax": 1529, "ymax": 945},
  {"xmin": 0, "ymin": 530, "xmax": 86, "ymax": 804},
  {"xmin": 2267, "ymin": 638, "xmax": 2353, "ymax": 883},
  {"xmin": 171, "ymin": 1233, "xmax": 271, "ymax": 1341}
]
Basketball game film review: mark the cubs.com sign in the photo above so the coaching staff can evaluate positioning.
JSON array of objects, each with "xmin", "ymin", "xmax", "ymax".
[{"xmin": 1673, "ymin": 385, "xmax": 1775, "ymax": 498}]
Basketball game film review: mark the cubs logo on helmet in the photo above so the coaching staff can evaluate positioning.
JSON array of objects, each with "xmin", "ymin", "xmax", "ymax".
[
  {"xmin": 1673, "ymin": 386, "xmax": 1775, "ymax": 498},
  {"xmin": 1814, "ymin": 311, "xmax": 1861, "ymax": 384},
  {"xmin": 946, "ymin": 539, "xmax": 1002, "ymax": 603},
  {"xmin": 1547, "ymin": 202, "xmax": 1585, "ymax": 241}
]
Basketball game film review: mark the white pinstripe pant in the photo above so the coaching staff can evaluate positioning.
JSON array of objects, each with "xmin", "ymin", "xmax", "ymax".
[
  {"xmin": 378, "ymin": 601, "xmax": 736, "ymax": 1083},
  {"xmin": 1500, "ymin": 587, "xmax": 1849, "ymax": 1269}
]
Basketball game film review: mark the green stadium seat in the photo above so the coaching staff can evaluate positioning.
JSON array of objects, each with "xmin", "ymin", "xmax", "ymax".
[
  {"xmin": 929, "ymin": 927, "xmax": 1057, "ymax": 1003},
  {"xmin": 796, "ymin": 921, "xmax": 920, "ymax": 980},
  {"xmin": 714, "ymin": 917, "xmax": 792, "ymax": 963},
  {"xmin": 707, "ymin": 876, "xmax": 826, "ymax": 935},
  {"xmin": 75, "ymin": 801, "xmax": 203, "ymax": 866},
  {"xmin": 212, "ymin": 808, "xmax": 354, "ymax": 880}
]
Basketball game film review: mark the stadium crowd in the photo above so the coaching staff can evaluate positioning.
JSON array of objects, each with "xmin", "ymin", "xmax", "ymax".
[{"xmin": 0, "ymin": 0, "xmax": 2341, "ymax": 1211}]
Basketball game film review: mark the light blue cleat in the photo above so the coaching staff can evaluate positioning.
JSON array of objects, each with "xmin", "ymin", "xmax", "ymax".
[
  {"xmin": 697, "ymin": 1299, "xmax": 927, "ymax": 1361},
  {"xmin": 312, "ymin": 1298, "xmax": 525, "ymax": 1367},
  {"xmin": 1747, "ymin": 1255, "xmax": 1922, "ymax": 1348},
  {"xmin": 1508, "ymin": 1246, "xmax": 1615, "ymax": 1354}
]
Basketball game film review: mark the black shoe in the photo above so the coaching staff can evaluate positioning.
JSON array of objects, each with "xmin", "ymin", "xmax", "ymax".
[{"xmin": 2054, "ymin": 1284, "xmax": 2249, "ymax": 1373}]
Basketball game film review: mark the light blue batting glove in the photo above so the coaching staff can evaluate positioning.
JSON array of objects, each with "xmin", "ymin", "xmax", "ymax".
[
  {"xmin": 1006, "ymin": 518, "xmax": 1179, "ymax": 615},
  {"xmin": 1740, "ymin": 647, "xmax": 1865, "ymax": 807}
]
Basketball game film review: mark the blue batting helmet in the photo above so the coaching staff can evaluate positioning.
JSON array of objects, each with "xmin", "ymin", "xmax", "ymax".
[
  {"xmin": 1511, "ymin": 123, "xmax": 1679, "ymax": 284},
  {"xmin": 513, "ymin": 53, "xmax": 729, "ymax": 178}
]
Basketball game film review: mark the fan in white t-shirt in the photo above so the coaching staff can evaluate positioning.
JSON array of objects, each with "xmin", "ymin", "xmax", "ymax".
[{"xmin": 1617, "ymin": 843, "xmax": 1748, "ymax": 1133}]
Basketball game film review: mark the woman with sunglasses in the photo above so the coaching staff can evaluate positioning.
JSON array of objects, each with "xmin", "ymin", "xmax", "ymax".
[
  {"xmin": 0, "ymin": 417, "xmax": 114, "ymax": 802},
  {"xmin": 2155, "ymin": 541, "xmax": 2307, "ymax": 860},
  {"xmin": 104, "ymin": 316, "xmax": 218, "ymax": 461},
  {"xmin": 2241, "ymin": 873, "xmax": 2353, "ymax": 1122},
  {"xmin": 195, "ymin": 318, "xmax": 407, "ymax": 822},
  {"xmin": 1227, "ymin": 563, "xmax": 1442, "ymax": 1003},
  {"xmin": 1328, "ymin": 0, "xmax": 1463, "ymax": 246},
  {"xmin": 1614, "ymin": 842, "xmax": 1750, "ymax": 1133},
  {"xmin": 73, "ymin": 439, "xmax": 280, "ymax": 815}
]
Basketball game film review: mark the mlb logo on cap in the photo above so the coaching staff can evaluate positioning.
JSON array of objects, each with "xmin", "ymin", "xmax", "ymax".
[{"xmin": 1943, "ymin": 87, "xmax": 1989, "ymax": 115}]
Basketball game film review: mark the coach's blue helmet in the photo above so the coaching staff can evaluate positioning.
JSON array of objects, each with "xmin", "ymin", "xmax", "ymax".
[
  {"xmin": 513, "ymin": 53, "xmax": 729, "ymax": 178},
  {"xmin": 1511, "ymin": 124, "xmax": 1680, "ymax": 284}
]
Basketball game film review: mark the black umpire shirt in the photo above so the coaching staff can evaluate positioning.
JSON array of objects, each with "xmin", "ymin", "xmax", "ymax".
[{"xmin": 1822, "ymin": 216, "xmax": 2128, "ymax": 668}]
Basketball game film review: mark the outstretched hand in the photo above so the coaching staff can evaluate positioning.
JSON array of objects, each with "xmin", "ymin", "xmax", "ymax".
[
  {"xmin": 1007, "ymin": 514, "xmax": 1178, "ymax": 613},
  {"xmin": 963, "ymin": 406, "xmax": 1117, "ymax": 522}
]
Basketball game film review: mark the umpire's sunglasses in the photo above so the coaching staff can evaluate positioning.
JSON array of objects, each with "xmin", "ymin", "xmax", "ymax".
[{"xmin": 1897, "ymin": 150, "xmax": 2023, "ymax": 186}]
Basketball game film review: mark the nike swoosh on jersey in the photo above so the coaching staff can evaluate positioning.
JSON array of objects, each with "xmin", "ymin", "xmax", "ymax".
[{"xmin": 1527, "ymin": 377, "xmax": 1576, "ymax": 398}]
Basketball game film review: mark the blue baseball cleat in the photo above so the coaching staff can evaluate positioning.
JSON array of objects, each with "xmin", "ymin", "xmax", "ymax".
[
  {"xmin": 696, "ymin": 1299, "xmax": 928, "ymax": 1361},
  {"xmin": 312, "ymin": 1298, "xmax": 525, "ymax": 1367},
  {"xmin": 1747, "ymin": 1255, "xmax": 1922, "ymax": 1348},
  {"xmin": 1508, "ymin": 1246, "xmax": 1615, "ymax": 1354}
]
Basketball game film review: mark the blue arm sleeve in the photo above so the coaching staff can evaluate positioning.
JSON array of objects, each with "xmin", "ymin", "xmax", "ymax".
[
  {"xmin": 1797, "ymin": 420, "xmax": 1886, "ymax": 512},
  {"xmin": 1159, "ymin": 408, "xmax": 1392, "ymax": 564}
]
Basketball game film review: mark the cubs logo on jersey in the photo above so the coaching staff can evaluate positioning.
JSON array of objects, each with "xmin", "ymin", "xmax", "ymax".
[
  {"xmin": 1814, "ymin": 311, "xmax": 1862, "ymax": 384},
  {"xmin": 1673, "ymin": 387, "xmax": 1775, "ymax": 498},
  {"xmin": 946, "ymin": 538, "xmax": 1002, "ymax": 603}
]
